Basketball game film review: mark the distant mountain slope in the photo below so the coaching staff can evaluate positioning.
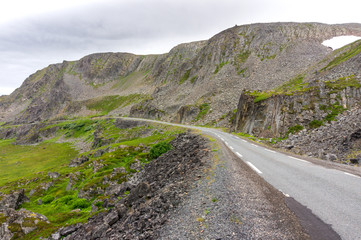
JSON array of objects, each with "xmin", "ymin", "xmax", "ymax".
[{"xmin": 1, "ymin": 22, "xmax": 361, "ymax": 124}]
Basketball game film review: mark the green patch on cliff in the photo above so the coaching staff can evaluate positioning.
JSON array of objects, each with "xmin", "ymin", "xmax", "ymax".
[
  {"xmin": 246, "ymin": 74, "xmax": 309, "ymax": 103},
  {"xmin": 193, "ymin": 103, "xmax": 211, "ymax": 122},
  {"xmin": 179, "ymin": 69, "xmax": 191, "ymax": 84},
  {"xmin": 322, "ymin": 40, "xmax": 361, "ymax": 70},
  {"xmin": 86, "ymin": 94, "xmax": 148, "ymax": 114},
  {"xmin": 214, "ymin": 61, "xmax": 229, "ymax": 74},
  {"xmin": 324, "ymin": 75, "xmax": 361, "ymax": 90},
  {"xmin": 286, "ymin": 125, "xmax": 304, "ymax": 135}
]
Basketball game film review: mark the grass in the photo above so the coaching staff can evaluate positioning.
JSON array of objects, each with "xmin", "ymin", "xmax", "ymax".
[
  {"xmin": 0, "ymin": 140, "xmax": 78, "ymax": 187},
  {"xmin": 324, "ymin": 75, "xmax": 361, "ymax": 91},
  {"xmin": 246, "ymin": 74, "xmax": 309, "ymax": 103},
  {"xmin": 214, "ymin": 61, "xmax": 229, "ymax": 74},
  {"xmin": 286, "ymin": 125, "xmax": 304, "ymax": 135},
  {"xmin": 193, "ymin": 103, "xmax": 211, "ymax": 122},
  {"xmin": 0, "ymin": 117, "xmax": 187, "ymax": 239},
  {"xmin": 322, "ymin": 40, "xmax": 361, "ymax": 70},
  {"xmin": 179, "ymin": 69, "xmax": 191, "ymax": 84},
  {"xmin": 85, "ymin": 94, "xmax": 148, "ymax": 114}
]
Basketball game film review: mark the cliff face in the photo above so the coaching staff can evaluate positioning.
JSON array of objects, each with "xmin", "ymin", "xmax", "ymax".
[
  {"xmin": 1, "ymin": 22, "xmax": 361, "ymax": 124},
  {"xmin": 233, "ymin": 39, "xmax": 361, "ymax": 138}
]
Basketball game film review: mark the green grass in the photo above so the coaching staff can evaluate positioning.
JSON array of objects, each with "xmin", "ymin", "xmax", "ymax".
[
  {"xmin": 193, "ymin": 103, "xmax": 211, "ymax": 122},
  {"xmin": 0, "ymin": 117, "xmax": 187, "ymax": 239},
  {"xmin": 324, "ymin": 75, "xmax": 361, "ymax": 91},
  {"xmin": 214, "ymin": 61, "xmax": 229, "ymax": 74},
  {"xmin": 286, "ymin": 125, "xmax": 304, "ymax": 136},
  {"xmin": 85, "ymin": 94, "xmax": 148, "ymax": 114},
  {"xmin": 322, "ymin": 40, "xmax": 361, "ymax": 70},
  {"xmin": 190, "ymin": 75, "xmax": 197, "ymax": 84},
  {"xmin": 309, "ymin": 119, "xmax": 324, "ymax": 129},
  {"xmin": 179, "ymin": 69, "xmax": 191, "ymax": 84},
  {"xmin": 234, "ymin": 50, "xmax": 251, "ymax": 65},
  {"xmin": 0, "ymin": 140, "xmax": 78, "ymax": 186},
  {"xmin": 246, "ymin": 74, "xmax": 309, "ymax": 103}
]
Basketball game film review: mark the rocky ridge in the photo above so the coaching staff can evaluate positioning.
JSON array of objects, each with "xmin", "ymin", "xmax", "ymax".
[{"xmin": 1, "ymin": 22, "xmax": 361, "ymax": 126}]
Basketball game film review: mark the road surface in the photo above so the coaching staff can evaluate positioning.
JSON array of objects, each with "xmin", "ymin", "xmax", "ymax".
[{"xmin": 122, "ymin": 117, "xmax": 361, "ymax": 240}]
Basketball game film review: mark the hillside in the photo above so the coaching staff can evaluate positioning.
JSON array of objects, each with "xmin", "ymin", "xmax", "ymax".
[
  {"xmin": 1, "ymin": 22, "xmax": 361, "ymax": 126},
  {"xmin": 2, "ymin": 22, "xmax": 361, "ymax": 239}
]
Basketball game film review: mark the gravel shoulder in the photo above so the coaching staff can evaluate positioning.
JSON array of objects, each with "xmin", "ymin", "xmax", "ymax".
[{"xmin": 159, "ymin": 138, "xmax": 309, "ymax": 239}]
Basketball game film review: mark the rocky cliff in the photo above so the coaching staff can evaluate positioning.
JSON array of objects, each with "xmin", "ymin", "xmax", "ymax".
[
  {"xmin": 233, "ymin": 38, "xmax": 361, "ymax": 163},
  {"xmin": 1, "ymin": 22, "xmax": 361, "ymax": 125}
]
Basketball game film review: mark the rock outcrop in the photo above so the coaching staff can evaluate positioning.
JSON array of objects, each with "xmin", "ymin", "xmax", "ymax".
[
  {"xmin": 1, "ymin": 22, "xmax": 361, "ymax": 125},
  {"xmin": 277, "ymin": 108, "xmax": 361, "ymax": 163},
  {"xmin": 0, "ymin": 190, "xmax": 49, "ymax": 240}
]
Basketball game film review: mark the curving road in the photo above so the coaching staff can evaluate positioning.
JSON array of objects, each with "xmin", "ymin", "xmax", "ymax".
[{"xmin": 122, "ymin": 117, "xmax": 361, "ymax": 240}]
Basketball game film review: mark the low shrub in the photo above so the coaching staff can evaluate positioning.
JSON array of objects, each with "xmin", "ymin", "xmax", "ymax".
[{"xmin": 149, "ymin": 142, "xmax": 172, "ymax": 159}]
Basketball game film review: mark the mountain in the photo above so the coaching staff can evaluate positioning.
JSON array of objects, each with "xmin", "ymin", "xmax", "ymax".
[{"xmin": 1, "ymin": 22, "xmax": 361, "ymax": 126}]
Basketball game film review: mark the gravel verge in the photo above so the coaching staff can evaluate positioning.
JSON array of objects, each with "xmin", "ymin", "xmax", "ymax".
[{"xmin": 159, "ymin": 139, "xmax": 309, "ymax": 240}]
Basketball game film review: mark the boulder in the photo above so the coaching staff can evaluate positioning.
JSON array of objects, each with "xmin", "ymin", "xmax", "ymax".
[{"xmin": 0, "ymin": 189, "xmax": 28, "ymax": 210}]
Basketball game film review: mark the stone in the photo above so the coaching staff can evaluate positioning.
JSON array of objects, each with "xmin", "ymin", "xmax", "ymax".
[
  {"xmin": 326, "ymin": 153, "xmax": 338, "ymax": 162},
  {"xmin": 0, "ymin": 189, "xmax": 28, "ymax": 210},
  {"xmin": 60, "ymin": 224, "xmax": 81, "ymax": 237},
  {"xmin": 47, "ymin": 172, "xmax": 60, "ymax": 179},
  {"xmin": 51, "ymin": 232, "xmax": 60, "ymax": 240},
  {"xmin": 69, "ymin": 155, "xmax": 89, "ymax": 167},
  {"xmin": 104, "ymin": 210, "xmax": 119, "ymax": 226}
]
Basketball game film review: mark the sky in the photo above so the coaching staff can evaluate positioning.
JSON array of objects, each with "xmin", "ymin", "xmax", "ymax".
[{"xmin": 1, "ymin": 0, "xmax": 361, "ymax": 95}]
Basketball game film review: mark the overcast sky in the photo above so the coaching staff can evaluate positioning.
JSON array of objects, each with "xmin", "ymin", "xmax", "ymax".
[{"xmin": 1, "ymin": 0, "xmax": 361, "ymax": 95}]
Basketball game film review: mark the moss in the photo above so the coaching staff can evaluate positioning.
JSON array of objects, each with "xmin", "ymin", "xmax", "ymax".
[
  {"xmin": 309, "ymin": 120, "xmax": 324, "ymax": 129},
  {"xmin": 237, "ymin": 68, "xmax": 247, "ymax": 76},
  {"xmin": 179, "ymin": 69, "xmax": 191, "ymax": 84},
  {"xmin": 246, "ymin": 74, "xmax": 309, "ymax": 103},
  {"xmin": 22, "ymin": 217, "xmax": 38, "ymax": 228},
  {"xmin": 287, "ymin": 125, "xmax": 304, "ymax": 135},
  {"xmin": 234, "ymin": 50, "xmax": 250, "ymax": 65},
  {"xmin": 324, "ymin": 75, "xmax": 361, "ymax": 90},
  {"xmin": 0, "ymin": 213, "xmax": 8, "ymax": 224},
  {"xmin": 8, "ymin": 222, "xmax": 22, "ymax": 233},
  {"xmin": 214, "ymin": 61, "xmax": 229, "ymax": 74},
  {"xmin": 149, "ymin": 141, "xmax": 172, "ymax": 159},
  {"xmin": 190, "ymin": 75, "xmax": 197, "ymax": 84},
  {"xmin": 324, "ymin": 103, "xmax": 345, "ymax": 122},
  {"xmin": 194, "ymin": 103, "xmax": 211, "ymax": 122}
]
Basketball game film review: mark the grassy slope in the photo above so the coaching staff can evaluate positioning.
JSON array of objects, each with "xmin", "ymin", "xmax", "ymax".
[
  {"xmin": 0, "ymin": 140, "xmax": 78, "ymax": 186},
  {"xmin": 0, "ymin": 118, "xmax": 185, "ymax": 239}
]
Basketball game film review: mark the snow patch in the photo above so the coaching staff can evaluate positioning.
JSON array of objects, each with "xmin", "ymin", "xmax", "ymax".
[{"xmin": 322, "ymin": 35, "xmax": 361, "ymax": 50}]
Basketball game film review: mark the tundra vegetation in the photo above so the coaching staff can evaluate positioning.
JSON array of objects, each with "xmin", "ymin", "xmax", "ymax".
[{"xmin": 0, "ymin": 118, "xmax": 184, "ymax": 239}]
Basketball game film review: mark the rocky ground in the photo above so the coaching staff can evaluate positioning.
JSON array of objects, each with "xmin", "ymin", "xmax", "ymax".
[
  {"xmin": 52, "ymin": 134, "xmax": 309, "ymax": 240},
  {"xmin": 278, "ymin": 107, "xmax": 361, "ymax": 164},
  {"xmin": 50, "ymin": 133, "xmax": 211, "ymax": 240}
]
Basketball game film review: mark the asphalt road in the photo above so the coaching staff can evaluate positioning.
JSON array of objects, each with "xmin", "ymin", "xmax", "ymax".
[{"xmin": 123, "ymin": 117, "xmax": 361, "ymax": 240}]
